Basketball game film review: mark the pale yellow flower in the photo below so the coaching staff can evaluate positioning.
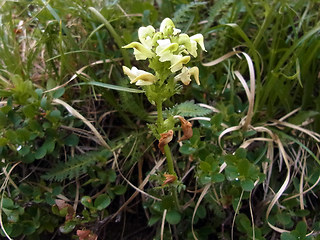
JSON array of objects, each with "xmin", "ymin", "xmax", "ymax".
[
  {"xmin": 122, "ymin": 42, "xmax": 154, "ymax": 60},
  {"xmin": 138, "ymin": 25, "xmax": 155, "ymax": 49},
  {"xmin": 122, "ymin": 66, "xmax": 158, "ymax": 85},
  {"xmin": 156, "ymin": 39, "xmax": 179, "ymax": 62},
  {"xmin": 174, "ymin": 66, "xmax": 200, "ymax": 85},
  {"xmin": 160, "ymin": 18, "xmax": 181, "ymax": 36},
  {"xmin": 190, "ymin": 34, "xmax": 206, "ymax": 52},
  {"xmin": 170, "ymin": 55, "xmax": 191, "ymax": 73}
]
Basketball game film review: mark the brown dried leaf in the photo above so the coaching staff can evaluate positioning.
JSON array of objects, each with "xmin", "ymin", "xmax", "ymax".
[
  {"xmin": 177, "ymin": 116, "xmax": 193, "ymax": 142},
  {"xmin": 77, "ymin": 230, "xmax": 98, "ymax": 240},
  {"xmin": 54, "ymin": 199, "xmax": 75, "ymax": 221},
  {"xmin": 158, "ymin": 130, "xmax": 174, "ymax": 154},
  {"xmin": 162, "ymin": 174, "xmax": 177, "ymax": 185}
]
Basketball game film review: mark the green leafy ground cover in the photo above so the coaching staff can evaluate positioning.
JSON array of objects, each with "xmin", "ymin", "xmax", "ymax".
[{"xmin": 0, "ymin": 0, "xmax": 319, "ymax": 239}]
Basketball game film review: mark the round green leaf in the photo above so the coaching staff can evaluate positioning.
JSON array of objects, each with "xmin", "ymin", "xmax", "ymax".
[
  {"xmin": 240, "ymin": 179, "xmax": 254, "ymax": 191},
  {"xmin": 113, "ymin": 185, "xmax": 127, "ymax": 195},
  {"xmin": 165, "ymin": 210, "xmax": 181, "ymax": 225},
  {"xmin": 212, "ymin": 173, "xmax": 225, "ymax": 182},
  {"xmin": 18, "ymin": 146, "xmax": 30, "ymax": 156},
  {"xmin": 53, "ymin": 87, "xmax": 65, "ymax": 99},
  {"xmin": 64, "ymin": 134, "xmax": 79, "ymax": 146},
  {"xmin": 81, "ymin": 196, "xmax": 93, "ymax": 208},
  {"xmin": 34, "ymin": 146, "xmax": 47, "ymax": 159},
  {"xmin": 94, "ymin": 194, "xmax": 111, "ymax": 210},
  {"xmin": 179, "ymin": 144, "xmax": 197, "ymax": 155}
]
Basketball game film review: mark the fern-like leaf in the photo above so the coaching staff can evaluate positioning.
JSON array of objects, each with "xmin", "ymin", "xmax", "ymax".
[
  {"xmin": 42, "ymin": 150, "xmax": 111, "ymax": 182},
  {"xmin": 173, "ymin": 2, "xmax": 207, "ymax": 31},
  {"xmin": 168, "ymin": 100, "xmax": 212, "ymax": 117},
  {"xmin": 202, "ymin": 0, "xmax": 233, "ymax": 32}
]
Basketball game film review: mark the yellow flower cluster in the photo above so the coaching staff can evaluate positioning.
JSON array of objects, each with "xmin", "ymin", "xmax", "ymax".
[{"xmin": 122, "ymin": 18, "xmax": 206, "ymax": 86}]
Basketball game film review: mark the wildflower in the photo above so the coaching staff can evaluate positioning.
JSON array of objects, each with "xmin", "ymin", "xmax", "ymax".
[
  {"xmin": 190, "ymin": 34, "xmax": 206, "ymax": 52},
  {"xmin": 122, "ymin": 66, "xmax": 158, "ymax": 85},
  {"xmin": 122, "ymin": 42, "xmax": 154, "ymax": 60},
  {"xmin": 160, "ymin": 18, "xmax": 181, "ymax": 36},
  {"xmin": 174, "ymin": 66, "xmax": 200, "ymax": 85},
  {"xmin": 158, "ymin": 130, "xmax": 174, "ymax": 154},
  {"xmin": 138, "ymin": 25, "xmax": 155, "ymax": 49},
  {"xmin": 177, "ymin": 116, "xmax": 193, "ymax": 142},
  {"xmin": 156, "ymin": 39, "xmax": 179, "ymax": 62},
  {"xmin": 170, "ymin": 55, "xmax": 191, "ymax": 73},
  {"xmin": 162, "ymin": 173, "xmax": 177, "ymax": 185}
]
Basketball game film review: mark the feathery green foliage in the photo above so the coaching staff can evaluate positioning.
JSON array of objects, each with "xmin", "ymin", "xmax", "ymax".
[
  {"xmin": 42, "ymin": 149, "xmax": 112, "ymax": 182},
  {"xmin": 168, "ymin": 100, "xmax": 212, "ymax": 117},
  {"xmin": 172, "ymin": 1, "xmax": 207, "ymax": 31}
]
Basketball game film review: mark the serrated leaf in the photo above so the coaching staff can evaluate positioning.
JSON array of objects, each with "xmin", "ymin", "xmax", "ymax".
[
  {"xmin": 42, "ymin": 150, "xmax": 111, "ymax": 182},
  {"xmin": 168, "ymin": 100, "xmax": 212, "ymax": 117}
]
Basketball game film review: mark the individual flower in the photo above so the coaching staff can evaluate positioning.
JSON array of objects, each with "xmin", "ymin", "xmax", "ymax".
[
  {"xmin": 177, "ymin": 34, "xmax": 192, "ymax": 54},
  {"xmin": 170, "ymin": 55, "xmax": 191, "ymax": 73},
  {"xmin": 158, "ymin": 130, "xmax": 174, "ymax": 154},
  {"xmin": 122, "ymin": 66, "xmax": 158, "ymax": 85},
  {"xmin": 177, "ymin": 116, "xmax": 193, "ymax": 142},
  {"xmin": 190, "ymin": 34, "xmax": 206, "ymax": 51},
  {"xmin": 174, "ymin": 66, "xmax": 200, "ymax": 85},
  {"xmin": 156, "ymin": 39, "xmax": 179, "ymax": 62},
  {"xmin": 122, "ymin": 42, "xmax": 154, "ymax": 60},
  {"xmin": 160, "ymin": 18, "xmax": 181, "ymax": 36},
  {"xmin": 138, "ymin": 25, "xmax": 155, "ymax": 49}
]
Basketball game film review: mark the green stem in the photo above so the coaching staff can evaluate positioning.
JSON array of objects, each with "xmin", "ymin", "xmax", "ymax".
[
  {"xmin": 155, "ymin": 100, "xmax": 180, "ymax": 210},
  {"xmin": 164, "ymin": 145, "xmax": 175, "ymax": 175}
]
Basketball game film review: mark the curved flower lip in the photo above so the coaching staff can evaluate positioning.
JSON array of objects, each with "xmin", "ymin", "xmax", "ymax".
[
  {"xmin": 190, "ymin": 34, "xmax": 206, "ymax": 52},
  {"xmin": 122, "ymin": 42, "xmax": 154, "ymax": 60},
  {"xmin": 156, "ymin": 39, "xmax": 179, "ymax": 62},
  {"xmin": 174, "ymin": 66, "xmax": 200, "ymax": 85},
  {"xmin": 189, "ymin": 66, "xmax": 200, "ymax": 85},
  {"xmin": 122, "ymin": 66, "xmax": 158, "ymax": 86},
  {"xmin": 170, "ymin": 55, "xmax": 191, "ymax": 73}
]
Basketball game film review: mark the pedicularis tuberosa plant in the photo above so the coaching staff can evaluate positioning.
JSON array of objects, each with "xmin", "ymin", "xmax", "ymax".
[{"xmin": 122, "ymin": 18, "xmax": 206, "ymax": 208}]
